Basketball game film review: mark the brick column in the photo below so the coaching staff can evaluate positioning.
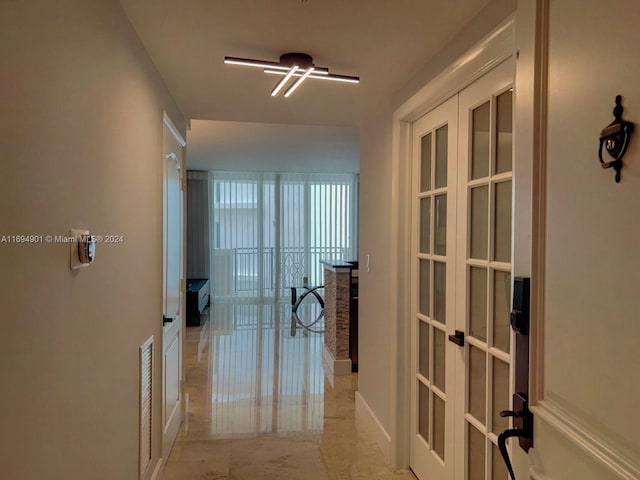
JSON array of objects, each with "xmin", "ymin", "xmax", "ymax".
[{"xmin": 323, "ymin": 266, "xmax": 352, "ymax": 374}]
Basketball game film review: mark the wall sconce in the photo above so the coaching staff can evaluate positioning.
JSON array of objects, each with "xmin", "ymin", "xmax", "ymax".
[{"xmin": 599, "ymin": 95, "xmax": 634, "ymax": 183}]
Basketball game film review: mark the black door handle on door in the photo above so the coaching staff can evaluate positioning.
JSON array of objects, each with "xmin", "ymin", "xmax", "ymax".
[
  {"xmin": 496, "ymin": 277, "xmax": 534, "ymax": 480},
  {"xmin": 447, "ymin": 330, "xmax": 465, "ymax": 346}
]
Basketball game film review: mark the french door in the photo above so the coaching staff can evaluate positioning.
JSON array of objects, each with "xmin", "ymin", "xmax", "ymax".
[
  {"xmin": 410, "ymin": 59, "xmax": 514, "ymax": 480},
  {"xmin": 410, "ymin": 94, "xmax": 458, "ymax": 480}
]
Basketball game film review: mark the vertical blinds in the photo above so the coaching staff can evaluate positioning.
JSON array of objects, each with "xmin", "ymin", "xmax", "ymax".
[{"xmin": 210, "ymin": 172, "xmax": 358, "ymax": 301}]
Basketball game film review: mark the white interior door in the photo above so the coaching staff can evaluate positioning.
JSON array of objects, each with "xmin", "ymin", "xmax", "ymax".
[
  {"xmin": 456, "ymin": 60, "xmax": 514, "ymax": 480},
  {"xmin": 410, "ymin": 94, "xmax": 458, "ymax": 480},
  {"xmin": 162, "ymin": 121, "xmax": 184, "ymax": 461},
  {"xmin": 410, "ymin": 59, "xmax": 514, "ymax": 480}
]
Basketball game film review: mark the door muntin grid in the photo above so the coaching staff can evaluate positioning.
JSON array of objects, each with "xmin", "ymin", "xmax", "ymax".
[
  {"xmin": 411, "ymin": 61, "xmax": 513, "ymax": 480},
  {"xmin": 464, "ymin": 87, "xmax": 513, "ymax": 480},
  {"xmin": 417, "ymin": 121, "xmax": 449, "ymax": 463}
]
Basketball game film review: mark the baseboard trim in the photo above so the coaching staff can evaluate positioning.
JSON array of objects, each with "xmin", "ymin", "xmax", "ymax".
[
  {"xmin": 322, "ymin": 343, "xmax": 352, "ymax": 376},
  {"xmin": 355, "ymin": 391, "xmax": 392, "ymax": 465},
  {"xmin": 150, "ymin": 458, "xmax": 163, "ymax": 480}
]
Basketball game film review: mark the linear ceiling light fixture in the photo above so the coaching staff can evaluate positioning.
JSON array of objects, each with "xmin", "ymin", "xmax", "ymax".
[
  {"xmin": 271, "ymin": 65, "xmax": 299, "ymax": 96},
  {"xmin": 224, "ymin": 52, "xmax": 359, "ymax": 97},
  {"xmin": 284, "ymin": 66, "xmax": 314, "ymax": 97},
  {"xmin": 264, "ymin": 69, "xmax": 359, "ymax": 84}
]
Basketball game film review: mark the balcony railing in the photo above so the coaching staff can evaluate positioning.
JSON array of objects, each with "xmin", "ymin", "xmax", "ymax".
[{"xmin": 212, "ymin": 246, "xmax": 346, "ymax": 299}]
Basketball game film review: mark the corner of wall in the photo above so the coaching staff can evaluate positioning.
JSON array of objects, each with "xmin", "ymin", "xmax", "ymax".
[{"xmin": 355, "ymin": 391, "xmax": 392, "ymax": 465}]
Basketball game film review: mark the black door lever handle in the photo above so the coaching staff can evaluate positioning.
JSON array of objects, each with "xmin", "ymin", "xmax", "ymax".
[
  {"xmin": 447, "ymin": 330, "xmax": 465, "ymax": 346},
  {"xmin": 498, "ymin": 428, "xmax": 525, "ymax": 480},
  {"xmin": 500, "ymin": 409, "xmax": 522, "ymax": 418},
  {"xmin": 163, "ymin": 316, "xmax": 174, "ymax": 326}
]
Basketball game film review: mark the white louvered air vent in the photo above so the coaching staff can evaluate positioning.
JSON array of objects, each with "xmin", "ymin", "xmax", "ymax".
[{"xmin": 139, "ymin": 336, "xmax": 154, "ymax": 479}]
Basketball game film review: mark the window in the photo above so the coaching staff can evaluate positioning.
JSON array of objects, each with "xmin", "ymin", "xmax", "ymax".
[{"xmin": 210, "ymin": 172, "xmax": 358, "ymax": 300}]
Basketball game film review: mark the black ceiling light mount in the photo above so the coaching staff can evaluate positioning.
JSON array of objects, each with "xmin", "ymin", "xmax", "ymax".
[
  {"xmin": 224, "ymin": 52, "xmax": 360, "ymax": 98},
  {"xmin": 279, "ymin": 52, "xmax": 313, "ymax": 69}
]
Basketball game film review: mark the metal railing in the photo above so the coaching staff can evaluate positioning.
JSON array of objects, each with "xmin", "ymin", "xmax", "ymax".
[{"xmin": 213, "ymin": 246, "xmax": 346, "ymax": 298}]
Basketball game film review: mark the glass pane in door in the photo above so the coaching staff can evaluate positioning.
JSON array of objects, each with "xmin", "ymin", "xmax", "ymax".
[
  {"xmin": 470, "ymin": 186, "xmax": 488, "ymax": 259},
  {"xmin": 421, "ymin": 133, "xmax": 432, "ymax": 192},
  {"xmin": 492, "ymin": 357, "xmax": 510, "ymax": 434},
  {"xmin": 492, "ymin": 443, "xmax": 509, "ymax": 480},
  {"xmin": 469, "ymin": 345, "xmax": 486, "ymax": 423},
  {"xmin": 419, "ymin": 259, "xmax": 430, "ymax": 316},
  {"xmin": 419, "ymin": 320, "xmax": 430, "ymax": 379},
  {"xmin": 472, "ymin": 101, "xmax": 491, "ymax": 180},
  {"xmin": 468, "ymin": 425, "xmax": 486, "ymax": 480},
  {"xmin": 435, "ymin": 125, "xmax": 448, "ymax": 188},
  {"xmin": 433, "ymin": 327, "xmax": 446, "ymax": 391},
  {"xmin": 493, "ymin": 270, "xmax": 511, "ymax": 353},
  {"xmin": 495, "ymin": 90, "xmax": 513, "ymax": 175},
  {"xmin": 493, "ymin": 181, "xmax": 512, "ymax": 263},
  {"xmin": 434, "ymin": 195, "xmax": 447, "ymax": 256},
  {"xmin": 469, "ymin": 266, "xmax": 488, "ymax": 341},
  {"xmin": 433, "ymin": 262, "xmax": 446, "ymax": 324},
  {"xmin": 420, "ymin": 197, "xmax": 431, "ymax": 253},
  {"xmin": 419, "ymin": 382, "xmax": 430, "ymax": 442},
  {"xmin": 433, "ymin": 394, "xmax": 446, "ymax": 460}
]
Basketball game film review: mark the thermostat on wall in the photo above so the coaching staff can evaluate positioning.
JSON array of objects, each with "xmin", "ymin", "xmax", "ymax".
[{"xmin": 70, "ymin": 229, "xmax": 96, "ymax": 270}]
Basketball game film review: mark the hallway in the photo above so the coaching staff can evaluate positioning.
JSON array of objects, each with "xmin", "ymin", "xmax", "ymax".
[{"xmin": 162, "ymin": 303, "xmax": 417, "ymax": 480}]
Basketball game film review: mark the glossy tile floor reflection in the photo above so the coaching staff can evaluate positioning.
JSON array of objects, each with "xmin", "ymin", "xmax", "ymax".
[{"xmin": 163, "ymin": 302, "xmax": 417, "ymax": 480}]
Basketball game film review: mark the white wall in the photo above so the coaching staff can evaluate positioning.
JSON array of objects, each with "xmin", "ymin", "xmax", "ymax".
[
  {"xmin": 358, "ymin": 97, "xmax": 396, "ymax": 435},
  {"xmin": 0, "ymin": 1, "xmax": 185, "ymax": 478},
  {"xmin": 517, "ymin": 0, "xmax": 640, "ymax": 478}
]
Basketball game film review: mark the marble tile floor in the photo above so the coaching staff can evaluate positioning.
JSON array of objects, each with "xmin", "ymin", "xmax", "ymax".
[{"xmin": 162, "ymin": 302, "xmax": 416, "ymax": 480}]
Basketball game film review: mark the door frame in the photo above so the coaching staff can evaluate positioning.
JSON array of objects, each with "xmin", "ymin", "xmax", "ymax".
[{"xmin": 389, "ymin": 17, "xmax": 515, "ymax": 469}]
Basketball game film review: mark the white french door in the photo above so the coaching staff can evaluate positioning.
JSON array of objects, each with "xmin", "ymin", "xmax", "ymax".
[
  {"xmin": 410, "ymin": 59, "xmax": 514, "ymax": 480},
  {"xmin": 162, "ymin": 121, "xmax": 184, "ymax": 461},
  {"xmin": 410, "ymin": 94, "xmax": 458, "ymax": 480},
  {"xmin": 456, "ymin": 60, "xmax": 513, "ymax": 480}
]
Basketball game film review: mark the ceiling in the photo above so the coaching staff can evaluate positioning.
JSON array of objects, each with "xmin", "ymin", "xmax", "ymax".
[
  {"xmin": 188, "ymin": 120, "xmax": 359, "ymax": 173},
  {"xmin": 120, "ymin": 0, "xmax": 492, "ymax": 127}
]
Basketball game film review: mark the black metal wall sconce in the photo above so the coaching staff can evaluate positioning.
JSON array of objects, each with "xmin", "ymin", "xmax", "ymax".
[{"xmin": 599, "ymin": 95, "xmax": 634, "ymax": 183}]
